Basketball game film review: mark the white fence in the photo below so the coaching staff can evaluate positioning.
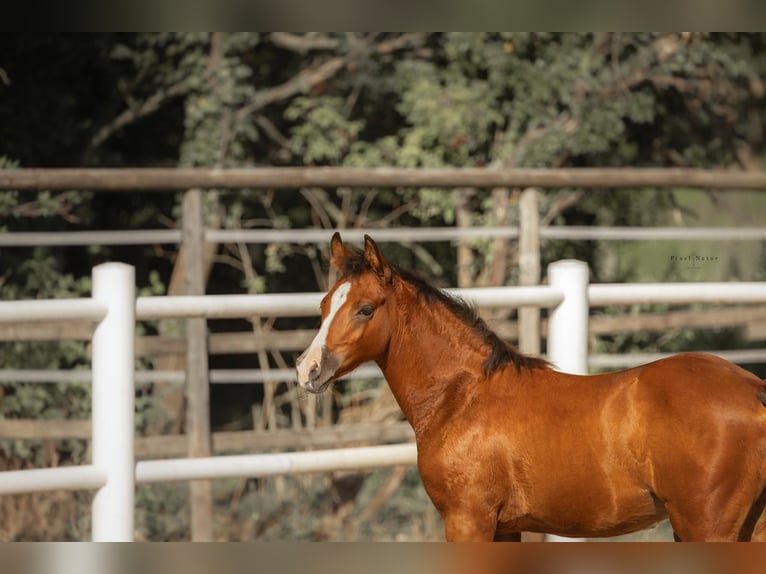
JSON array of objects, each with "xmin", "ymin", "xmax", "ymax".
[
  {"xmin": 3, "ymin": 224, "xmax": 766, "ymax": 247},
  {"xmin": 1, "ymin": 260, "xmax": 765, "ymax": 541}
]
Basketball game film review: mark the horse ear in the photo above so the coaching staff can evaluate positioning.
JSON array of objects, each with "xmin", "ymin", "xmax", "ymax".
[
  {"xmin": 330, "ymin": 232, "xmax": 348, "ymax": 272},
  {"xmin": 364, "ymin": 235, "xmax": 392, "ymax": 284}
]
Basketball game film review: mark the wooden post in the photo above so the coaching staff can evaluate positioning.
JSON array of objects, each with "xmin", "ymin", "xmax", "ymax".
[
  {"xmin": 454, "ymin": 188, "xmax": 474, "ymax": 288},
  {"xmin": 518, "ymin": 188, "xmax": 541, "ymax": 355},
  {"xmin": 519, "ymin": 188, "xmax": 545, "ymax": 543},
  {"xmin": 183, "ymin": 189, "xmax": 213, "ymax": 541}
]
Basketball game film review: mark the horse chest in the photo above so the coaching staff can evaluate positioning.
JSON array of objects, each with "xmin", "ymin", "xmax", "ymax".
[{"xmin": 416, "ymin": 425, "xmax": 531, "ymax": 513}]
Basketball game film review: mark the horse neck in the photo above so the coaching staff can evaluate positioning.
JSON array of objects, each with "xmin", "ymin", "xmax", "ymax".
[{"xmin": 377, "ymin": 283, "xmax": 490, "ymax": 437}]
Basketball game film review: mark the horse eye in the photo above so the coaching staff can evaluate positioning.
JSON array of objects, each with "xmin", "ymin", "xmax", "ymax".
[{"xmin": 358, "ymin": 305, "xmax": 375, "ymax": 317}]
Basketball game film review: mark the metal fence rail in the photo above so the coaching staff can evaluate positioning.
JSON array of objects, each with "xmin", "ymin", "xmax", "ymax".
[
  {"xmin": 0, "ymin": 465, "xmax": 106, "ymax": 495},
  {"xmin": 0, "ymin": 299, "xmax": 106, "ymax": 324},
  {"xmin": 2, "ymin": 225, "xmax": 766, "ymax": 247},
  {"xmin": 589, "ymin": 282, "xmax": 766, "ymax": 306},
  {"xmin": 4, "ymin": 348, "xmax": 766, "ymax": 388},
  {"xmin": 135, "ymin": 443, "xmax": 418, "ymax": 484}
]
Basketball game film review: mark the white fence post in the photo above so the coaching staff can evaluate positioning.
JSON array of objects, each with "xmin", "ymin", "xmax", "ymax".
[
  {"xmin": 91, "ymin": 263, "xmax": 135, "ymax": 542},
  {"xmin": 546, "ymin": 259, "xmax": 589, "ymax": 542},
  {"xmin": 547, "ymin": 260, "xmax": 589, "ymax": 375}
]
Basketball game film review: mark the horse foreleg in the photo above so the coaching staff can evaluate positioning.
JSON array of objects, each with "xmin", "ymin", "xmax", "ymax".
[{"xmin": 442, "ymin": 509, "xmax": 498, "ymax": 541}]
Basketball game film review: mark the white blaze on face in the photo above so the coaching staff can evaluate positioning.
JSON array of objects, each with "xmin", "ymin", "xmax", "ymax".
[{"xmin": 296, "ymin": 281, "xmax": 352, "ymax": 388}]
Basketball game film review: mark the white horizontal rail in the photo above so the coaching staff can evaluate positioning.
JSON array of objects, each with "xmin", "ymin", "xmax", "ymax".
[
  {"xmin": 0, "ymin": 365, "xmax": 384, "ymax": 384},
  {"xmin": 204, "ymin": 365, "xmax": 382, "ymax": 384},
  {"xmin": 541, "ymin": 226, "xmax": 766, "ymax": 241},
  {"xmin": 589, "ymin": 349, "xmax": 766, "ymax": 369},
  {"xmin": 135, "ymin": 443, "xmax": 418, "ymax": 484},
  {"xmin": 135, "ymin": 282, "xmax": 766, "ymax": 321},
  {"xmin": 0, "ymin": 299, "xmax": 106, "ymax": 324},
  {"xmin": 207, "ymin": 226, "xmax": 519, "ymax": 244},
  {"xmin": 135, "ymin": 286, "xmax": 564, "ymax": 320},
  {"xmin": 0, "ymin": 464, "xmax": 106, "ymax": 494},
  {"xmin": 212, "ymin": 226, "xmax": 766, "ymax": 244},
  {"xmin": 0, "ymin": 369, "xmax": 94, "ymax": 383},
  {"xmin": 0, "ymin": 229, "xmax": 182, "ymax": 247},
  {"xmin": 589, "ymin": 282, "xmax": 766, "ymax": 306},
  {"xmin": 2, "ymin": 225, "xmax": 765, "ymax": 247},
  {"xmin": 136, "ymin": 292, "xmax": 324, "ymax": 319},
  {"xmin": 0, "ymin": 444, "xmax": 418, "ymax": 491},
  {"xmin": 6, "ymin": 348, "xmax": 766, "ymax": 386},
  {"xmin": 451, "ymin": 285, "xmax": 564, "ymax": 308}
]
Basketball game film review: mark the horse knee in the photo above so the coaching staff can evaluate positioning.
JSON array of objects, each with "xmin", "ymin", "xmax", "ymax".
[{"xmin": 443, "ymin": 511, "xmax": 497, "ymax": 541}]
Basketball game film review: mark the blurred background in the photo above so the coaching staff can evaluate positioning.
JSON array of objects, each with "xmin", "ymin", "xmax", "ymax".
[{"xmin": 1, "ymin": 33, "xmax": 765, "ymax": 541}]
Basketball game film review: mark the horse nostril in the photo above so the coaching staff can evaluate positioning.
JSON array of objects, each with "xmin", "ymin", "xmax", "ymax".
[{"xmin": 308, "ymin": 360, "xmax": 320, "ymax": 382}]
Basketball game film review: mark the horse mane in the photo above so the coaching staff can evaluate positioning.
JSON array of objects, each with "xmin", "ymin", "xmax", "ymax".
[{"xmin": 337, "ymin": 246, "xmax": 550, "ymax": 376}]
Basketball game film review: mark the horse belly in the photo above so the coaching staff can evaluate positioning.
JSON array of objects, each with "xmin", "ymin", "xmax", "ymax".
[
  {"xmin": 514, "ymin": 473, "xmax": 667, "ymax": 538},
  {"xmin": 509, "ymin": 423, "xmax": 666, "ymax": 538}
]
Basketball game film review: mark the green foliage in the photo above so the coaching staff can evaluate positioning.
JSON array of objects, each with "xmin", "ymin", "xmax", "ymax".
[
  {"xmin": 1, "ymin": 252, "xmax": 91, "ymax": 299},
  {"xmin": 176, "ymin": 35, "xmax": 262, "ymax": 167},
  {"xmin": 135, "ymin": 483, "xmax": 191, "ymax": 541},
  {"xmin": 393, "ymin": 59, "xmax": 502, "ymax": 166},
  {"xmin": 0, "ymin": 253, "xmax": 92, "ymax": 468},
  {"xmin": 286, "ymin": 96, "xmax": 364, "ymax": 164}
]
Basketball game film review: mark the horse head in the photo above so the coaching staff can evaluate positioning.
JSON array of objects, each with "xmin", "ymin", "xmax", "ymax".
[{"xmin": 295, "ymin": 233, "xmax": 393, "ymax": 393}]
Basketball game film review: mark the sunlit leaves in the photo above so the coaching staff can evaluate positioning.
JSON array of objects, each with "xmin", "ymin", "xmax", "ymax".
[{"xmin": 285, "ymin": 96, "xmax": 364, "ymax": 164}]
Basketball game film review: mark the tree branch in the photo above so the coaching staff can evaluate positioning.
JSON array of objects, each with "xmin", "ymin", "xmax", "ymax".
[
  {"xmin": 92, "ymin": 33, "xmax": 421, "ymax": 150},
  {"xmin": 89, "ymin": 78, "xmax": 197, "ymax": 148},
  {"xmin": 255, "ymin": 114, "xmax": 296, "ymax": 155},
  {"xmin": 541, "ymin": 190, "xmax": 587, "ymax": 226},
  {"xmin": 376, "ymin": 33, "xmax": 427, "ymax": 54},
  {"xmin": 237, "ymin": 57, "xmax": 347, "ymax": 120},
  {"xmin": 270, "ymin": 32, "xmax": 340, "ymax": 53}
]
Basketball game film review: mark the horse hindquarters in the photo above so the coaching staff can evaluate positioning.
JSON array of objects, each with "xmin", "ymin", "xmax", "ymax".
[{"xmin": 650, "ymin": 413, "xmax": 766, "ymax": 541}]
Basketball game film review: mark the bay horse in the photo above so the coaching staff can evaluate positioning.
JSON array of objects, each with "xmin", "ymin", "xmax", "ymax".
[{"xmin": 296, "ymin": 233, "xmax": 766, "ymax": 541}]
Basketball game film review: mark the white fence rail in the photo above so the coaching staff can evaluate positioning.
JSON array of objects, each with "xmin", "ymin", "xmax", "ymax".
[
  {"xmin": 589, "ymin": 282, "xmax": 766, "ymax": 306},
  {"xmin": 135, "ymin": 443, "xmax": 418, "ymax": 484},
  {"xmin": 6, "ymin": 348, "xmax": 766, "ymax": 387},
  {"xmin": 0, "ymin": 299, "xmax": 106, "ymax": 323},
  {"xmin": 2, "ymin": 224, "xmax": 766, "ymax": 247},
  {"xmin": 134, "ymin": 285, "xmax": 563, "ymax": 320},
  {"xmin": 0, "ymin": 465, "xmax": 106, "ymax": 495},
  {"xmin": 0, "ymin": 260, "xmax": 765, "ymax": 541}
]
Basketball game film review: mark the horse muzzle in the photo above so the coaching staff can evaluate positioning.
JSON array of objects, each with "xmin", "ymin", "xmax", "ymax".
[{"xmin": 295, "ymin": 346, "xmax": 339, "ymax": 393}]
